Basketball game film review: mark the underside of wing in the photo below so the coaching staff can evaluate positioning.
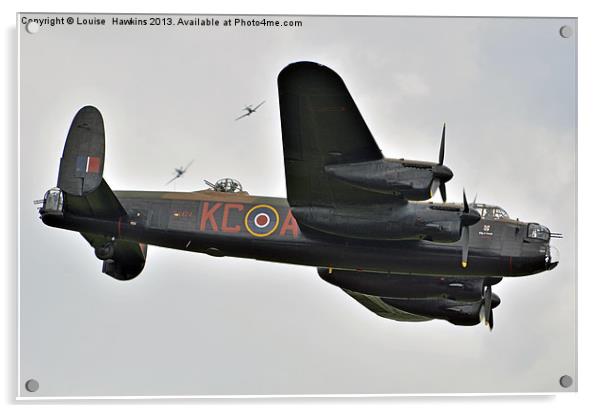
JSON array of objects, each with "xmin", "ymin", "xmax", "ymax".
[
  {"xmin": 278, "ymin": 61, "xmax": 398, "ymax": 208},
  {"xmin": 318, "ymin": 268, "xmax": 502, "ymax": 327},
  {"xmin": 343, "ymin": 289, "xmax": 433, "ymax": 322}
]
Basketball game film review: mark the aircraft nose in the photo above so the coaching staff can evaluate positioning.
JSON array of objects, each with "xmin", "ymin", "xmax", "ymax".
[{"xmin": 546, "ymin": 245, "xmax": 560, "ymax": 270}]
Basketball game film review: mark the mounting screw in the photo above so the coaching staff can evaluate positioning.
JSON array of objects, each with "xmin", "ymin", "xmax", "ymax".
[
  {"xmin": 559, "ymin": 375, "xmax": 573, "ymax": 388},
  {"xmin": 559, "ymin": 25, "xmax": 573, "ymax": 38},
  {"xmin": 25, "ymin": 379, "xmax": 39, "ymax": 392},
  {"xmin": 25, "ymin": 21, "xmax": 40, "ymax": 34}
]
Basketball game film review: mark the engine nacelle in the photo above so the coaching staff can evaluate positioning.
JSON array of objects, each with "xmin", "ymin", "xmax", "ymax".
[
  {"xmin": 324, "ymin": 158, "xmax": 453, "ymax": 201},
  {"xmin": 293, "ymin": 203, "xmax": 462, "ymax": 241},
  {"xmin": 319, "ymin": 268, "xmax": 501, "ymax": 301},
  {"xmin": 383, "ymin": 297, "xmax": 482, "ymax": 326},
  {"xmin": 383, "ymin": 294, "xmax": 500, "ymax": 327},
  {"xmin": 319, "ymin": 269, "xmax": 502, "ymax": 327}
]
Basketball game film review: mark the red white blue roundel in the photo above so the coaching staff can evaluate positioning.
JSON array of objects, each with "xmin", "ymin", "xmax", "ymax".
[{"xmin": 244, "ymin": 204, "xmax": 280, "ymax": 237}]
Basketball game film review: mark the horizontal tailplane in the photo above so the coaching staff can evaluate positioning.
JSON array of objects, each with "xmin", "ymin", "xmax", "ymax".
[{"xmin": 82, "ymin": 233, "xmax": 147, "ymax": 281}]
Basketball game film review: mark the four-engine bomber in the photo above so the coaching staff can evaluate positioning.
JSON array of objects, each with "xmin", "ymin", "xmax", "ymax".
[{"xmin": 38, "ymin": 61, "xmax": 560, "ymax": 329}]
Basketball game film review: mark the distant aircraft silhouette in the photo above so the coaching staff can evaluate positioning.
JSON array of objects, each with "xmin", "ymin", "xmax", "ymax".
[
  {"xmin": 166, "ymin": 160, "xmax": 193, "ymax": 185},
  {"xmin": 235, "ymin": 101, "xmax": 265, "ymax": 121}
]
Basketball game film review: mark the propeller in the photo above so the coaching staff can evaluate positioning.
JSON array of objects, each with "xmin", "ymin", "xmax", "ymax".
[
  {"xmin": 431, "ymin": 123, "xmax": 453, "ymax": 202},
  {"xmin": 459, "ymin": 189, "xmax": 481, "ymax": 268},
  {"xmin": 438, "ymin": 123, "xmax": 446, "ymax": 165},
  {"xmin": 484, "ymin": 285, "xmax": 492, "ymax": 324},
  {"xmin": 471, "ymin": 193, "xmax": 478, "ymax": 207},
  {"xmin": 439, "ymin": 182, "xmax": 447, "ymax": 204},
  {"xmin": 479, "ymin": 284, "xmax": 501, "ymax": 330}
]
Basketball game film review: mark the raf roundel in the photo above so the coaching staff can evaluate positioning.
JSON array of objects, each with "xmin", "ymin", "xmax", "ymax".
[
  {"xmin": 254, "ymin": 213, "xmax": 270, "ymax": 228},
  {"xmin": 245, "ymin": 205, "xmax": 280, "ymax": 237}
]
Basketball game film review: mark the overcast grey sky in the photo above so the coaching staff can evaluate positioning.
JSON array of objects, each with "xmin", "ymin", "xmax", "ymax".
[{"xmin": 19, "ymin": 14, "xmax": 576, "ymax": 396}]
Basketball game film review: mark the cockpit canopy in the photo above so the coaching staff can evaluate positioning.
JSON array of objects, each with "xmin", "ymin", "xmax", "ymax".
[{"xmin": 473, "ymin": 203, "xmax": 510, "ymax": 220}]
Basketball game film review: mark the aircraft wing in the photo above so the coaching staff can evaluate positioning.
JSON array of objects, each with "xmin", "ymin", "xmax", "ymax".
[
  {"xmin": 278, "ymin": 61, "xmax": 398, "ymax": 208},
  {"xmin": 235, "ymin": 112, "xmax": 250, "ymax": 121},
  {"xmin": 320, "ymin": 268, "xmax": 501, "ymax": 327},
  {"xmin": 343, "ymin": 289, "xmax": 432, "ymax": 323},
  {"xmin": 165, "ymin": 175, "xmax": 179, "ymax": 185}
]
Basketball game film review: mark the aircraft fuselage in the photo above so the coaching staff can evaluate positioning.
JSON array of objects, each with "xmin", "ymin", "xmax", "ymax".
[{"xmin": 40, "ymin": 189, "xmax": 552, "ymax": 277}]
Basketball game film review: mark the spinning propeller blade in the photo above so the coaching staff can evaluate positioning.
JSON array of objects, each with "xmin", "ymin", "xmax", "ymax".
[
  {"xmin": 478, "ymin": 284, "xmax": 499, "ymax": 330},
  {"xmin": 460, "ymin": 226, "xmax": 469, "ymax": 269},
  {"xmin": 459, "ymin": 189, "xmax": 481, "ymax": 268},
  {"xmin": 430, "ymin": 178, "xmax": 439, "ymax": 198},
  {"xmin": 482, "ymin": 285, "xmax": 500, "ymax": 330},
  {"xmin": 431, "ymin": 123, "xmax": 452, "ymax": 202},
  {"xmin": 440, "ymin": 183, "xmax": 447, "ymax": 203},
  {"xmin": 484, "ymin": 285, "xmax": 492, "ymax": 321},
  {"xmin": 438, "ymin": 123, "xmax": 446, "ymax": 166}
]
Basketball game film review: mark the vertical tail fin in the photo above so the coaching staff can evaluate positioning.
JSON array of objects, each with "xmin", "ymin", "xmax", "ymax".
[
  {"xmin": 58, "ymin": 106, "xmax": 105, "ymax": 196},
  {"xmin": 56, "ymin": 106, "xmax": 126, "ymax": 219}
]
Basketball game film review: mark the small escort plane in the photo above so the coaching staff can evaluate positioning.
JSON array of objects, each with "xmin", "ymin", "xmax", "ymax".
[
  {"xmin": 235, "ymin": 100, "xmax": 265, "ymax": 120},
  {"xmin": 38, "ymin": 62, "xmax": 560, "ymax": 329},
  {"xmin": 166, "ymin": 160, "xmax": 193, "ymax": 185}
]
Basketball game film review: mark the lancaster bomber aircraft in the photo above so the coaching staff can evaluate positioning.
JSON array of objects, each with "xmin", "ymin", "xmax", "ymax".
[{"xmin": 38, "ymin": 62, "xmax": 560, "ymax": 329}]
